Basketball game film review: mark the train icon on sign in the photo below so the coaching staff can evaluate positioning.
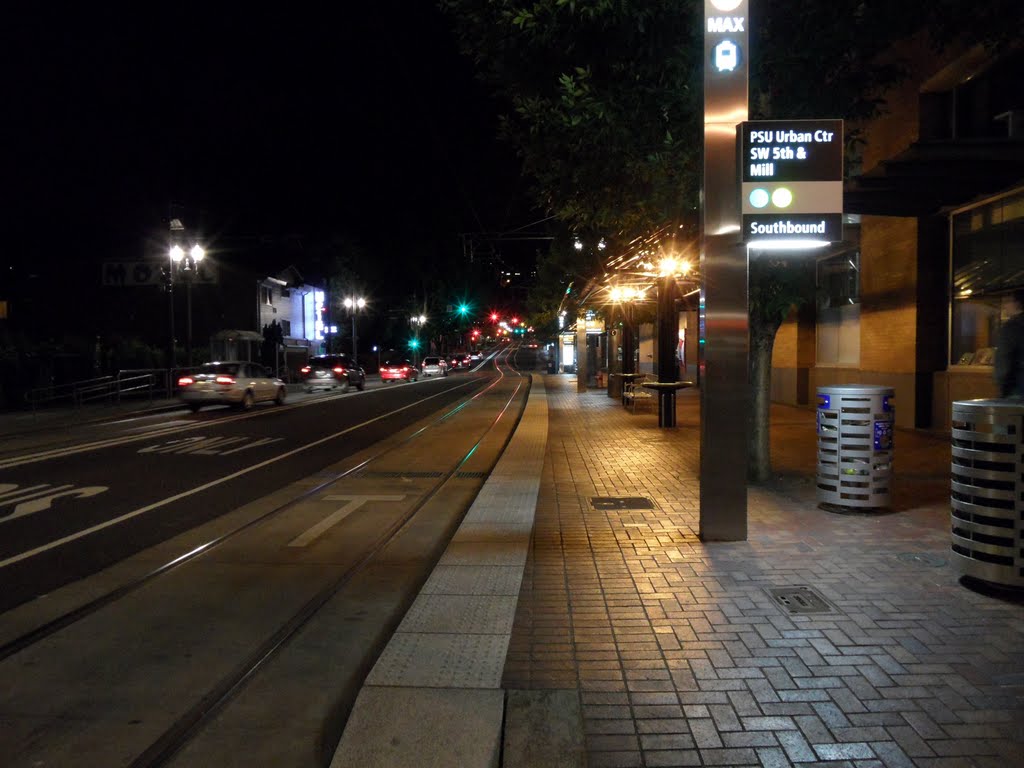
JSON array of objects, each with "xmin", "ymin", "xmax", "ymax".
[{"xmin": 714, "ymin": 40, "xmax": 739, "ymax": 72}]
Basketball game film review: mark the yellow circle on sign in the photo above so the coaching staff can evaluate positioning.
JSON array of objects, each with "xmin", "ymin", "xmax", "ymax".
[{"xmin": 772, "ymin": 188, "xmax": 793, "ymax": 208}]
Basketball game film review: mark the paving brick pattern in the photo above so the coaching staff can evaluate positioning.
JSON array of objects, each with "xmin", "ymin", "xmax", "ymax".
[{"xmin": 502, "ymin": 377, "xmax": 1024, "ymax": 768}]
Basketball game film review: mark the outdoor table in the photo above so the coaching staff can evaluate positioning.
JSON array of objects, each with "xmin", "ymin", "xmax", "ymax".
[
  {"xmin": 612, "ymin": 373, "xmax": 648, "ymax": 406},
  {"xmin": 641, "ymin": 381, "xmax": 694, "ymax": 427}
]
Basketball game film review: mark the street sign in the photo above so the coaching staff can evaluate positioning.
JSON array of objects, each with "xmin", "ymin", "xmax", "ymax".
[{"xmin": 740, "ymin": 119, "xmax": 844, "ymax": 244}]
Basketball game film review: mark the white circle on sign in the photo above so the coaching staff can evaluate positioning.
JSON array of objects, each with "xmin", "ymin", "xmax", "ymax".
[
  {"xmin": 710, "ymin": 0, "xmax": 743, "ymax": 11},
  {"xmin": 749, "ymin": 189, "xmax": 770, "ymax": 208},
  {"xmin": 772, "ymin": 188, "xmax": 794, "ymax": 208}
]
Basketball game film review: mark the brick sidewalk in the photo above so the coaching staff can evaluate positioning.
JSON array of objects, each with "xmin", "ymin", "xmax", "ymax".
[{"xmin": 503, "ymin": 376, "xmax": 1024, "ymax": 767}]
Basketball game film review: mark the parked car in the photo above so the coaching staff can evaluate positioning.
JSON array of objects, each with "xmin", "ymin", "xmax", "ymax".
[
  {"xmin": 421, "ymin": 356, "xmax": 448, "ymax": 377},
  {"xmin": 380, "ymin": 357, "xmax": 420, "ymax": 383},
  {"xmin": 300, "ymin": 354, "xmax": 366, "ymax": 393},
  {"xmin": 177, "ymin": 361, "xmax": 287, "ymax": 412}
]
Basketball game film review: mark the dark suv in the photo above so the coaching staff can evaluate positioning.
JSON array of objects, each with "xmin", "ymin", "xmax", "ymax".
[{"xmin": 301, "ymin": 354, "xmax": 366, "ymax": 393}]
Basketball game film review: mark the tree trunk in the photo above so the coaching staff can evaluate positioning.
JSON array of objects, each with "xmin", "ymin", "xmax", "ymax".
[{"xmin": 748, "ymin": 319, "xmax": 778, "ymax": 483}]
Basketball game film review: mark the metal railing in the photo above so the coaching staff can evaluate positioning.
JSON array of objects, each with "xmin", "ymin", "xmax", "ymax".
[{"xmin": 24, "ymin": 371, "xmax": 170, "ymax": 410}]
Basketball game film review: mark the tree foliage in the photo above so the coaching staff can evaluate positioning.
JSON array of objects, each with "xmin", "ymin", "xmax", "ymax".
[
  {"xmin": 439, "ymin": 0, "xmax": 703, "ymax": 238},
  {"xmin": 440, "ymin": 0, "xmax": 1022, "ymax": 479}
]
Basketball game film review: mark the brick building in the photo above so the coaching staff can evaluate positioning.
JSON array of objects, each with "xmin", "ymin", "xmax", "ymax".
[{"xmin": 771, "ymin": 38, "xmax": 1024, "ymax": 430}]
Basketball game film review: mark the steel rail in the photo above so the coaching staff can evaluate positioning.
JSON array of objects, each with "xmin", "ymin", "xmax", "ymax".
[{"xmin": 127, "ymin": 346, "xmax": 528, "ymax": 768}]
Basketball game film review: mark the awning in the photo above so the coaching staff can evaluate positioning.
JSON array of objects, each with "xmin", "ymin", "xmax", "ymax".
[{"xmin": 845, "ymin": 138, "xmax": 1024, "ymax": 217}]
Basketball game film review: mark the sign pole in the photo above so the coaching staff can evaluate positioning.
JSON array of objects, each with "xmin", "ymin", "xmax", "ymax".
[{"xmin": 700, "ymin": 0, "xmax": 749, "ymax": 540}]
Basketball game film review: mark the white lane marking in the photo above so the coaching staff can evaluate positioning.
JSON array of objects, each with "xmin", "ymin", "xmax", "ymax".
[
  {"xmin": 0, "ymin": 381, "xmax": 433, "ymax": 469},
  {"xmin": 219, "ymin": 437, "xmax": 282, "ymax": 455},
  {"xmin": 287, "ymin": 494, "xmax": 407, "ymax": 548},
  {"xmin": 0, "ymin": 483, "xmax": 109, "ymax": 523},
  {"xmin": 136, "ymin": 435, "xmax": 281, "ymax": 456},
  {"xmin": 0, "ymin": 483, "xmax": 51, "ymax": 501},
  {"xmin": 0, "ymin": 484, "xmax": 75, "ymax": 509},
  {"xmin": 0, "ymin": 379, "xmax": 480, "ymax": 569}
]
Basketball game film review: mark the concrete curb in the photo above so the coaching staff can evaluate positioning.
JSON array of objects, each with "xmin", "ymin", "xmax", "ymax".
[{"xmin": 330, "ymin": 377, "xmax": 549, "ymax": 768}]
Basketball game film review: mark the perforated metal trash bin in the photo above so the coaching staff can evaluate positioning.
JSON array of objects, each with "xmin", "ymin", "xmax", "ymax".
[
  {"xmin": 816, "ymin": 385, "xmax": 895, "ymax": 510},
  {"xmin": 950, "ymin": 399, "xmax": 1024, "ymax": 588}
]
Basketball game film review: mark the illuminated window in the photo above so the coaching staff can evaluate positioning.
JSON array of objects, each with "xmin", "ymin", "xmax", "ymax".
[{"xmin": 950, "ymin": 188, "xmax": 1024, "ymax": 365}]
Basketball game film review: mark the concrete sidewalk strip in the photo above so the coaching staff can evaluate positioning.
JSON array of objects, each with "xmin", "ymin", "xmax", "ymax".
[{"xmin": 331, "ymin": 378, "xmax": 549, "ymax": 768}]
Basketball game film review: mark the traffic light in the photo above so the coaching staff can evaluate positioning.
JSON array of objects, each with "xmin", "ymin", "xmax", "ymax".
[
  {"xmin": 458, "ymin": 304, "xmax": 469, "ymax": 316},
  {"xmin": 490, "ymin": 312, "xmax": 498, "ymax": 322}
]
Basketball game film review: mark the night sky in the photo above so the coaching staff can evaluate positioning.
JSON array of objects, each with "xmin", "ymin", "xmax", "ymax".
[{"xmin": 4, "ymin": 5, "xmax": 536, "ymax": 306}]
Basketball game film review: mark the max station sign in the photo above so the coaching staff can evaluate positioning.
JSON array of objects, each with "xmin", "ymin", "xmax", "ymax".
[{"xmin": 739, "ymin": 119, "xmax": 844, "ymax": 244}]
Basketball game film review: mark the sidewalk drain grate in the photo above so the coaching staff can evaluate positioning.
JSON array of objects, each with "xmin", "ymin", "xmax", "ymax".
[
  {"xmin": 766, "ymin": 586, "xmax": 835, "ymax": 615},
  {"xmin": 456, "ymin": 471, "xmax": 488, "ymax": 479},
  {"xmin": 896, "ymin": 552, "xmax": 946, "ymax": 568},
  {"xmin": 355, "ymin": 471, "xmax": 444, "ymax": 479},
  {"xmin": 591, "ymin": 496, "xmax": 655, "ymax": 510}
]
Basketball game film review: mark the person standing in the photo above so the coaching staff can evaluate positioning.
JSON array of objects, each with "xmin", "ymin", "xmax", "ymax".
[{"xmin": 995, "ymin": 288, "xmax": 1024, "ymax": 397}]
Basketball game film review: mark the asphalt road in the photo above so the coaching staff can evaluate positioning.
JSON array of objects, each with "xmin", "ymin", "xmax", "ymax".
[{"xmin": 0, "ymin": 368, "xmax": 491, "ymax": 611}]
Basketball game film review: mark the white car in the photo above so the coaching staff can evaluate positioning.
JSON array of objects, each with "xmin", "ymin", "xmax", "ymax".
[
  {"xmin": 421, "ymin": 356, "xmax": 448, "ymax": 377},
  {"xmin": 177, "ymin": 361, "xmax": 287, "ymax": 412}
]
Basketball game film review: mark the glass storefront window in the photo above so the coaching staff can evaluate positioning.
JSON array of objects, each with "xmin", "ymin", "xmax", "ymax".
[
  {"xmin": 817, "ymin": 249, "xmax": 860, "ymax": 365},
  {"xmin": 951, "ymin": 188, "xmax": 1024, "ymax": 365}
]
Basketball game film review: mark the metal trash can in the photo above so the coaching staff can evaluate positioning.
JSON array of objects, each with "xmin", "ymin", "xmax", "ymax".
[
  {"xmin": 950, "ymin": 399, "xmax": 1024, "ymax": 587},
  {"xmin": 816, "ymin": 385, "xmax": 895, "ymax": 511}
]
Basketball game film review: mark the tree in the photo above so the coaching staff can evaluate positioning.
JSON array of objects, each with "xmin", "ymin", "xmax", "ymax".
[
  {"xmin": 439, "ymin": 0, "xmax": 704, "ymax": 237},
  {"xmin": 441, "ymin": 0, "xmax": 1020, "ymax": 480}
]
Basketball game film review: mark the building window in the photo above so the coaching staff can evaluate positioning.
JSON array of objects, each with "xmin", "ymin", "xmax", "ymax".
[
  {"xmin": 280, "ymin": 319, "xmax": 291, "ymax": 336},
  {"xmin": 261, "ymin": 286, "xmax": 274, "ymax": 306},
  {"xmin": 816, "ymin": 249, "xmax": 860, "ymax": 365},
  {"xmin": 950, "ymin": 188, "xmax": 1024, "ymax": 365}
]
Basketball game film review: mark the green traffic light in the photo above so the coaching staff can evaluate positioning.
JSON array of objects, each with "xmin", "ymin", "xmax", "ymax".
[
  {"xmin": 458, "ymin": 304, "xmax": 469, "ymax": 316},
  {"xmin": 409, "ymin": 338, "xmax": 420, "ymax": 349}
]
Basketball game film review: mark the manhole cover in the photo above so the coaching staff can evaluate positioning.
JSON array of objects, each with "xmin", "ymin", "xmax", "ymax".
[
  {"xmin": 766, "ymin": 586, "xmax": 835, "ymax": 615},
  {"xmin": 590, "ymin": 496, "xmax": 655, "ymax": 510},
  {"xmin": 896, "ymin": 552, "xmax": 947, "ymax": 568}
]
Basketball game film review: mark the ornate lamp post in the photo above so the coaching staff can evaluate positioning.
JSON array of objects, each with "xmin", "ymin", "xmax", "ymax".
[
  {"xmin": 170, "ymin": 243, "xmax": 205, "ymax": 368},
  {"xmin": 343, "ymin": 296, "xmax": 366, "ymax": 364}
]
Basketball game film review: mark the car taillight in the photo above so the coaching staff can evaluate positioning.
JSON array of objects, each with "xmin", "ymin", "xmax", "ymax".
[
  {"xmin": 300, "ymin": 366, "xmax": 311, "ymax": 374},
  {"xmin": 401, "ymin": 366, "xmax": 409, "ymax": 372},
  {"xmin": 215, "ymin": 375, "xmax": 235, "ymax": 384},
  {"xmin": 333, "ymin": 366, "xmax": 346, "ymax": 374},
  {"xmin": 177, "ymin": 376, "xmax": 194, "ymax": 386}
]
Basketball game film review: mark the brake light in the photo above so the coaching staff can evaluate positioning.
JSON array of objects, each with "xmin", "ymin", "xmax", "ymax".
[
  {"xmin": 333, "ymin": 366, "xmax": 346, "ymax": 374},
  {"xmin": 177, "ymin": 376, "xmax": 194, "ymax": 386},
  {"xmin": 215, "ymin": 375, "xmax": 235, "ymax": 384},
  {"xmin": 401, "ymin": 366, "xmax": 409, "ymax": 372},
  {"xmin": 300, "ymin": 366, "xmax": 311, "ymax": 374}
]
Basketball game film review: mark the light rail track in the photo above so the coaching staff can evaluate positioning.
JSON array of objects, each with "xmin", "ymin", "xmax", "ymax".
[{"xmin": 2, "ymin": 345, "xmax": 533, "ymax": 768}]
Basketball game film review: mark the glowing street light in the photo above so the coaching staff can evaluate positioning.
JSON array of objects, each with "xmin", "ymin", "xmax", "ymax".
[
  {"xmin": 168, "ymin": 239, "xmax": 206, "ymax": 367},
  {"xmin": 342, "ymin": 296, "xmax": 367, "ymax": 363}
]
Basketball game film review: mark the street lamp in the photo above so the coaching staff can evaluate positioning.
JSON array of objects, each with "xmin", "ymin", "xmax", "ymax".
[
  {"xmin": 170, "ymin": 243, "xmax": 205, "ymax": 367},
  {"xmin": 343, "ymin": 296, "xmax": 366, "ymax": 364},
  {"xmin": 410, "ymin": 313, "xmax": 427, "ymax": 366}
]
